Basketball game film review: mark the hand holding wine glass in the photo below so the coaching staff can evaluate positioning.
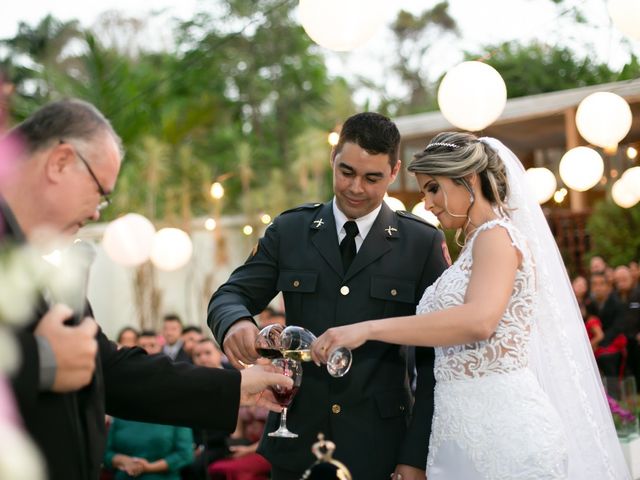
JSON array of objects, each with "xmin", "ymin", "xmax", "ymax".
[
  {"xmin": 281, "ymin": 326, "xmax": 352, "ymax": 378},
  {"xmin": 310, "ymin": 324, "xmax": 369, "ymax": 371}
]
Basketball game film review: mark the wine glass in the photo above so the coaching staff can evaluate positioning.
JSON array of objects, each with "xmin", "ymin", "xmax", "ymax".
[
  {"xmin": 280, "ymin": 326, "xmax": 352, "ymax": 378},
  {"xmin": 255, "ymin": 323, "xmax": 284, "ymax": 360},
  {"xmin": 267, "ymin": 358, "xmax": 303, "ymax": 438}
]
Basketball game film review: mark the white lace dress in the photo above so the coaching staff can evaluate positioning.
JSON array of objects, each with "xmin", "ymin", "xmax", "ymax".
[{"xmin": 419, "ymin": 219, "xmax": 569, "ymax": 480}]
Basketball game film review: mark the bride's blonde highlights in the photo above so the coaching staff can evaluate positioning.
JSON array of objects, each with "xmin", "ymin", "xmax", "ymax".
[{"xmin": 409, "ymin": 132, "xmax": 509, "ymax": 215}]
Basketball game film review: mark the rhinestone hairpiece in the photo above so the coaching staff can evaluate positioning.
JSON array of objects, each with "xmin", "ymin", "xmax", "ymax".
[{"xmin": 424, "ymin": 142, "xmax": 460, "ymax": 150}]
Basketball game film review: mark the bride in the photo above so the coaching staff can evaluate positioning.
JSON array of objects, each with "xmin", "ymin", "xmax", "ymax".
[{"xmin": 311, "ymin": 132, "xmax": 629, "ymax": 479}]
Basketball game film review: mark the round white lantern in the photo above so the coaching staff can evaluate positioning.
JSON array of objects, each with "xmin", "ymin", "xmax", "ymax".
[
  {"xmin": 411, "ymin": 202, "xmax": 440, "ymax": 227},
  {"xmin": 612, "ymin": 178, "xmax": 640, "ymax": 208},
  {"xmin": 437, "ymin": 61, "xmax": 507, "ymax": 131},
  {"xmin": 608, "ymin": 0, "xmax": 640, "ymax": 41},
  {"xmin": 621, "ymin": 166, "xmax": 640, "ymax": 198},
  {"xmin": 150, "ymin": 228, "xmax": 193, "ymax": 271},
  {"xmin": 298, "ymin": 0, "xmax": 388, "ymax": 51},
  {"xmin": 0, "ymin": 420, "xmax": 46, "ymax": 480},
  {"xmin": 559, "ymin": 147, "xmax": 604, "ymax": 192},
  {"xmin": 524, "ymin": 167, "xmax": 557, "ymax": 204},
  {"xmin": 384, "ymin": 195, "xmax": 406, "ymax": 212},
  {"xmin": 102, "ymin": 214, "xmax": 156, "ymax": 267},
  {"xmin": 575, "ymin": 92, "xmax": 632, "ymax": 149}
]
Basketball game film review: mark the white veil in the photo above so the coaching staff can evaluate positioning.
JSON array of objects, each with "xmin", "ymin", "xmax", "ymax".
[{"xmin": 479, "ymin": 137, "xmax": 630, "ymax": 479}]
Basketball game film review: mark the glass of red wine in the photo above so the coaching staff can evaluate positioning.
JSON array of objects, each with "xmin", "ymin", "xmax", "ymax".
[
  {"xmin": 267, "ymin": 357, "xmax": 302, "ymax": 438},
  {"xmin": 255, "ymin": 323, "xmax": 284, "ymax": 360}
]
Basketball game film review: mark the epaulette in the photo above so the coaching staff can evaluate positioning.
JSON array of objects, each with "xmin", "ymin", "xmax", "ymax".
[
  {"xmin": 395, "ymin": 209, "xmax": 438, "ymax": 229},
  {"xmin": 280, "ymin": 203, "xmax": 323, "ymax": 215}
]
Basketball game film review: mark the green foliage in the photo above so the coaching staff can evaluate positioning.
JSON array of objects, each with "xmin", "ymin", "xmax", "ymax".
[
  {"xmin": 1, "ymin": 1, "xmax": 342, "ymax": 222},
  {"xmin": 587, "ymin": 200, "xmax": 640, "ymax": 266},
  {"xmin": 467, "ymin": 41, "xmax": 640, "ymax": 98}
]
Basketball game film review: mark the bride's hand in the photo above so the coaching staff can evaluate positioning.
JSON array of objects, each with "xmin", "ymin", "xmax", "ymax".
[{"xmin": 311, "ymin": 322, "xmax": 371, "ymax": 365}]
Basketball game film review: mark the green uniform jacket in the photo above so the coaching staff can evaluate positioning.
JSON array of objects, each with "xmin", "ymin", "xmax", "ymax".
[{"xmin": 208, "ymin": 201, "xmax": 448, "ymax": 478}]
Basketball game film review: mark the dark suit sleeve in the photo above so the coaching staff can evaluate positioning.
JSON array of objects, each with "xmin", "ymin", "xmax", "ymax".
[
  {"xmin": 208, "ymin": 220, "xmax": 282, "ymax": 345},
  {"xmin": 9, "ymin": 329, "xmax": 40, "ymax": 412},
  {"xmin": 100, "ymin": 331, "xmax": 240, "ymax": 433},
  {"xmin": 397, "ymin": 229, "xmax": 449, "ymax": 468}
]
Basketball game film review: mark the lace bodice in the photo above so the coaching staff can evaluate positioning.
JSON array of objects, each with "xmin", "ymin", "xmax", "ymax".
[{"xmin": 417, "ymin": 218, "xmax": 536, "ymax": 382}]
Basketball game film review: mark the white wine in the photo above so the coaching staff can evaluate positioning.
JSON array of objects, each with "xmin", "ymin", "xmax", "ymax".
[{"xmin": 281, "ymin": 349, "xmax": 312, "ymax": 362}]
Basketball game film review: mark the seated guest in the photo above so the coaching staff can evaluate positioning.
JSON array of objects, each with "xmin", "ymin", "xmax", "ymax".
[
  {"xmin": 208, "ymin": 405, "xmax": 270, "ymax": 480},
  {"xmin": 116, "ymin": 326, "xmax": 139, "ymax": 348},
  {"xmin": 138, "ymin": 330, "xmax": 162, "ymax": 355},
  {"xmin": 589, "ymin": 272, "xmax": 627, "ymax": 377},
  {"xmin": 104, "ymin": 340, "xmax": 195, "ymax": 479},
  {"xmin": 162, "ymin": 314, "xmax": 191, "ymax": 363},
  {"xmin": 181, "ymin": 326, "xmax": 204, "ymax": 362},
  {"xmin": 181, "ymin": 340, "xmax": 229, "ymax": 480}
]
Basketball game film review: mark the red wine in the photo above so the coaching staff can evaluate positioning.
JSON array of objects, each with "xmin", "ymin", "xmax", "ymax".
[
  {"xmin": 271, "ymin": 385, "xmax": 299, "ymax": 407},
  {"xmin": 256, "ymin": 348, "xmax": 283, "ymax": 359}
]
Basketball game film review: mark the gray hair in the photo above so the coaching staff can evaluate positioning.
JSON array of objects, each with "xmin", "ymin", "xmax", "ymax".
[
  {"xmin": 8, "ymin": 98, "xmax": 123, "ymax": 158},
  {"xmin": 408, "ymin": 131, "xmax": 509, "ymax": 213}
]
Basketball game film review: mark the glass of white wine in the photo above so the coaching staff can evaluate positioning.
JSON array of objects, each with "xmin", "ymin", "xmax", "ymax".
[{"xmin": 280, "ymin": 326, "xmax": 352, "ymax": 377}]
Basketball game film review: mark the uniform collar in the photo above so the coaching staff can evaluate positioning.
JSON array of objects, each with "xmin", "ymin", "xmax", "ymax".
[{"xmin": 332, "ymin": 197, "xmax": 382, "ymax": 242}]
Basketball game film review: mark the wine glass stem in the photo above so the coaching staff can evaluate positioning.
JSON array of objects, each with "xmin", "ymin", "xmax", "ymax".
[{"xmin": 279, "ymin": 407, "xmax": 289, "ymax": 430}]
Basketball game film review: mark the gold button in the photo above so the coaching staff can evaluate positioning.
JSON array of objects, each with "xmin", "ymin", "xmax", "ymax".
[
  {"xmin": 331, "ymin": 404, "xmax": 341, "ymax": 414},
  {"xmin": 390, "ymin": 289, "xmax": 398, "ymax": 296},
  {"xmin": 340, "ymin": 286, "xmax": 350, "ymax": 296},
  {"xmin": 293, "ymin": 280, "xmax": 300, "ymax": 287}
]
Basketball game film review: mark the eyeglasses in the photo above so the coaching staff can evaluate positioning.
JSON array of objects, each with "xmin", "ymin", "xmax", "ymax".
[{"xmin": 59, "ymin": 140, "xmax": 112, "ymax": 212}]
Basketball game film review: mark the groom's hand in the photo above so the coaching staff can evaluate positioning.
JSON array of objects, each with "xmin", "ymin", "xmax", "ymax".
[
  {"xmin": 223, "ymin": 319, "xmax": 259, "ymax": 369},
  {"xmin": 392, "ymin": 464, "xmax": 425, "ymax": 480}
]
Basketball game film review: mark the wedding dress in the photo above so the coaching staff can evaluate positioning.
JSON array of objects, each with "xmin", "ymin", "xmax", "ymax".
[
  {"xmin": 415, "ymin": 137, "xmax": 630, "ymax": 479},
  {"xmin": 418, "ymin": 218, "xmax": 568, "ymax": 479}
]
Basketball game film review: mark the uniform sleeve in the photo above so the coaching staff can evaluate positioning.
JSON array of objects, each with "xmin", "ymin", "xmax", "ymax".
[
  {"xmin": 165, "ymin": 426, "xmax": 195, "ymax": 471},
  {"xmin": 100, "ymin": 331, "xmax": 241, "ymax": 433},
  {"xmin": 398, "ymin": 228, "xmax": 449, "ymax": 468},
  {"xmin": 208, "ymin": 220, "xmax": 282, "ymax": 346}
]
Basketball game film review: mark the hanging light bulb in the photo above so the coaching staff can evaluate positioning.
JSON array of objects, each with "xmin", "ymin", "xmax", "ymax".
[
  {"xmin": 559, "ymin": 147, "xmax": 604, "ymax": 192},
  {"xmin": 575, "ymin": 92, "xmax": 632, "ymax": 150},
  {"xmin": 437, "ymin": 61, "xmax": 507, "ymax": 131},
  {"xmin": 524, "ymin": 167, "xmax": 557, "ymax": 204},
  {"xmin": 383, "ymin": 194, "xmax": 406, "ymax": 212},
  {"xmin": 298, "ymin": 0, "xmax": 388, "ymax": 51}
]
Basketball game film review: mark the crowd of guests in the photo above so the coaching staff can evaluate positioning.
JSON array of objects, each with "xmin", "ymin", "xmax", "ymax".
[
  {"xmin": 573, "ymin": 257, "xmax": 640, "ymax": 385},
  {"xmin": 102, "ymin": 309, "xmax": 286, "ymax": 480}
]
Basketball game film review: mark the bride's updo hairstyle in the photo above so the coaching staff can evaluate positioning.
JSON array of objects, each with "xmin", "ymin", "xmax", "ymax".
[{"xmin": 408, "ymin": 132, "xmax": 510, "ymax": 214}]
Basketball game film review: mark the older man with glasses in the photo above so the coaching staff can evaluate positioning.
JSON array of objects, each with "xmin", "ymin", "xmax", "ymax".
[{"xmin": 0, "ymin": 98, "xmax": 292, "ymax": 480}]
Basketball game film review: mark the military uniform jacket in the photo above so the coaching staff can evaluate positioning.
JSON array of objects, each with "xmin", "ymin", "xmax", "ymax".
[{"xmin": 209, "ymin": 201, "xmax": 449, "ymax": 478}]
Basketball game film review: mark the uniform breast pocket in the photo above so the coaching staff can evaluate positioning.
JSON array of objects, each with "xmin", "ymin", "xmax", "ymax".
[
  {"xmin": 277, "ymin": 270, "xmax": 318, "ymax": 320},
  {"xmin": 370, "ymin": 276, "xmax": 416, "ymax": 317}
]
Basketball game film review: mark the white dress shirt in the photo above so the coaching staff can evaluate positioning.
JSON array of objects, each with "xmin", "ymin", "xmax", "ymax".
[{"xmin": 332, "ymin": 197, "xmax": 382, "ymax": 252}]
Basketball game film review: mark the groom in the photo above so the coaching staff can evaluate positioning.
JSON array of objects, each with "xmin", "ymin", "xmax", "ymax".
[{"xmin": 208, "ymin": 112, "xmax": 449, "ymax": 479}]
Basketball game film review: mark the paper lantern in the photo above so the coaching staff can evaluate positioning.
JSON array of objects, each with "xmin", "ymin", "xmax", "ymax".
[
  {"xmin": 298, "ymin": 0, "xmax": 388, "ymax": 51},
  {"xmin": 102, "ymin": 214, "xmax": 156, "ymax": 267},
  {"xmin": 437, "ymin": 61, "xmax": 507, "ymax": 131},
  {"xmin": 411, "ymin": 202, "xmax": 440, "ymax": 227},
  {"xmin": 612, "ymin": 178, "xmax": 639, "ymax": 208},
  {"xmin": 621, "ymin": 166, "xmax": 640, "ymax": 198},
  {"xmin": 559, "ymin": 147, "xmax": 604, "ymax": 192},
  {"xmin": 384, "ymin": 195, "xmax": 406, "ymax": 212},
  {"xmin": 575, "ymin": 92, "xmax": 632, "ymax": 149},
  {"xmin": 150, "ymin": 228, "xmax": 193, "ymax": 271},
  {"xmin": 524, "ymin": 167, "xmax": 557, "ymax": 204},
  {"xmin": 608, "ymin": 0, "xmax": 640, "ymax": 41}
]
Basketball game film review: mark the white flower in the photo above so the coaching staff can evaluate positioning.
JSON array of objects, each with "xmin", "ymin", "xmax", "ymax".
[
  {"xmin": 0, "ymin": 327, "xmax": 20, "ymax": 375},
  {"xmin": 0, "ymin": 421, "xmax": 46, "ymax": 480}
]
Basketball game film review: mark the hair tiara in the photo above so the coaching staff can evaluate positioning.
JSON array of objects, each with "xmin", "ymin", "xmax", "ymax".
[{"xmin": 424, "ymin": 142, "xmax": 460, "ymax": 150}]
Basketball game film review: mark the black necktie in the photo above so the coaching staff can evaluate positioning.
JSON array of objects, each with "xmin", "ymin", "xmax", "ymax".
[{"xmin": 340, "ymin": 221, "xmax": 359, "ymax": 271}]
